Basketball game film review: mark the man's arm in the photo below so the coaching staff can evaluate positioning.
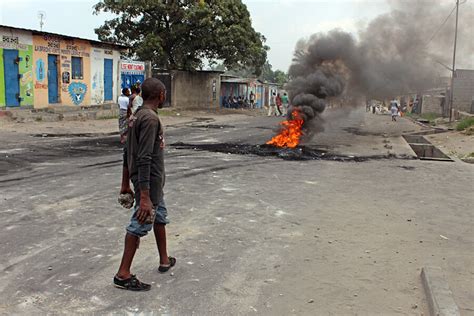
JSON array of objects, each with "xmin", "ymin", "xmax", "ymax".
[
  {"xmin": 136, "ymin": 115, "xmax": 159, "ymax": 224},
  {"xmin": 121, "ymin": 146, "xmax": 133, "ymax": 195}
]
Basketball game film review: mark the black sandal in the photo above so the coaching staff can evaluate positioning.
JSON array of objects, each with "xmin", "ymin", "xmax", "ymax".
[
  {"xmin": 158, "ymin": 256, "xmax": 176, "ymax": 273},
  {"xmin": 113, "ymin": 274, "xmax": 151, "ymax": 291}
]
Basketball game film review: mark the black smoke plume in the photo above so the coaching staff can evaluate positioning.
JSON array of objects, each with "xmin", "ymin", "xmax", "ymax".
[{"xmin": 285, "ymin": 0, "xmax": 474, "ymax": 138}]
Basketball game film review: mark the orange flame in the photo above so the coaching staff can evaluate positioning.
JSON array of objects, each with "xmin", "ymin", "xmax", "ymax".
[{"xmin": 266, "ymin": 110, "xmax": 304, "ymax": 148}]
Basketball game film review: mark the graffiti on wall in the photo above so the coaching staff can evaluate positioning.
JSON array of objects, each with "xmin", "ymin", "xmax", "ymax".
[
  {"xmin": 36, "ymin": 58, "xmax": 45, "ymax": 81},
  {"xmin": 35, "ymin": 57, "xmax": 47, "ymax": 89},
  {"xmin": 19, "ymin": 47, "xmax": 34, "ymax": 105},
  {"xmin": 68, "ymin": 82, "xmax": 87, "ymax": 105},
  {"xmin": 62, "ymin": 40, "xmax": 90, "ymax": 57},
  {"xmin": 0, "ymin": 35, "xmax": 28, "ymax": 50},
  {"xmin": 0, "ymin": 35, "xmax": 34, "ymax": 106},
  {"xmin": 60, "ymin": 55, "xmax": 71, "ymax": 92},
  {"xmin": 34, "ymin": 35, "xmax": 61, "ymax": 54},
  {"xmin": 92, "ymin": 69, "xmax": 104, "ymax": 104},
  {"xmin": 62, "ymin": 72, "xmax": 70, "ymax": 84}
]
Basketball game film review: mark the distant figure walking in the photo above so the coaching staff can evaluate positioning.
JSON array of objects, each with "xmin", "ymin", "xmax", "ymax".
[
  {"xmin": 390, "ymin": 100, "xmax": 399, "ymax": 121},
  {"xmin": 268, "ymin": 92, "xmax": 277, "ymax": 116},
  {"xmin": 276, "ymin": 93, "xmax": 283, "ymax": 116},
  {"xmin": 281, "ymin": 92, "xmax": 289, "ymax": 116}
]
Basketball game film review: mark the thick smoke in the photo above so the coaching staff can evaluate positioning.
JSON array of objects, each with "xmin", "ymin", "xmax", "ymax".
[{"xmin": 285, "ymin": 0, "xmax": 474, "ymax": 136}]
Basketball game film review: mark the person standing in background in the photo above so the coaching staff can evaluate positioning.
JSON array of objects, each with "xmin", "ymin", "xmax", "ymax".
[
  {"xmin": 268, "ymin": 92, "xmax": 277, "ymax": 116},
  {"xmin": 390, "ymin": 100, "xmax": 399, "ymax": 122},
  {"xmin": 281, "ymin": 92, "xmax": 289, "ymax": 116},
  {"xmin": 249, "ymin": 91, "xmax": 255, "ymax": 109},
  {"xmin": 118, "ymin": 88, "xmax": 131, "ymax": 144},
  {"xmin": 276, "ymin": 93, "xmax": 283, "ymax": 116}
]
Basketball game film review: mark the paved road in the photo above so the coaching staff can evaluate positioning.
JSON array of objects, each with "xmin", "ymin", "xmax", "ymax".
[{"xmin": 1, "ymin": 109, "xmax": 473, "ymax": 315}]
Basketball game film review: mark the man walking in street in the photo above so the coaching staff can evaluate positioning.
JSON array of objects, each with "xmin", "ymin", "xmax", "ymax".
[
  {"xmin": 268, "ymin": 92, "xmax": 277, "ymax": 116},
  {"xmin": 114, "ymin": 78, "xmax": 176, "ymax": 291},
  {"xmin": 281, "ymin": 92, "xmax": 289, "ymax": 116},
  {"xmin": 276, "ymin": 93, "xmax": 283, "ymax": 116},
  {"xmin": 390, "ymin": 100, "xmax": 399, "ymax": 121}
]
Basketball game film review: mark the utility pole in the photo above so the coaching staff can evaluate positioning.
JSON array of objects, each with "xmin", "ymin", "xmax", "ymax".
[{"xmin": 449, "ymin": 0, "xmax": 459, "ymax": 121}]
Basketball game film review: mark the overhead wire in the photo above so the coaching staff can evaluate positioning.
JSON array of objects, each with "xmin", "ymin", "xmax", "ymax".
[{"xmin": 425, "ymin": 3, "xmax": 457, "ymax": 46}]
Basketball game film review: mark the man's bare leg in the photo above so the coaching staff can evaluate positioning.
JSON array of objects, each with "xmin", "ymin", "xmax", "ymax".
[
  {"xmin": 153, "ymin": 223, "xmax": 169, "ymax": 265},
  {"xmin": 116, "ymin": 233, "xmax": 139, "ymax": 279}
]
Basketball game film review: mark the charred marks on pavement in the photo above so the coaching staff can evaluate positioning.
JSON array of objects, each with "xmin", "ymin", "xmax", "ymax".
[
  {"xmin": 32, "ymin": 132, "xmax": 117, "ymax": 138},
  {"xmin": 170, "ymin": 142, "xmax": 408, "ymax": 162},
  {"xmin": 189, "ymin": 124, "xmax": 235, "ymax": 129},
  {"xmin": 343, "ymin": 127, "xmax": 386, "ymax": 137},
  {"xmin": 0, "ymin": 136, "xmax": 122, "ymax": 177}
]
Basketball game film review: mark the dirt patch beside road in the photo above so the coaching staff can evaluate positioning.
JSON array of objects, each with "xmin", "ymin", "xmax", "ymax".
[{"xmin": 426, "ymin": 131, "xmax": 474, "ymax": 162}]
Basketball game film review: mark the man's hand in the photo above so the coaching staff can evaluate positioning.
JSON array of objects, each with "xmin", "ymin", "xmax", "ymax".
[
  {"xmin": 118, "ymin": 186, "xmax": 134, "ymax": 209},
  {"xmin": 137, "ymin": 190, "xmax": 154, "ymax": 225},
  {"xmin": 119, "ymin": 165, "xmax": 134, "ymax": 208}
]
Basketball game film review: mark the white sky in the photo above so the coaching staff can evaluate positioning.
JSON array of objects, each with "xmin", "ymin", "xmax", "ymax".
[{"xmin": 0, "ymin": 0, "xmax": 390, "ymax": 71}]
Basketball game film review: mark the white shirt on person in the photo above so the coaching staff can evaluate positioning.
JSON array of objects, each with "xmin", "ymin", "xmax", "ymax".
[
  {"xmin": 118, "ymin": 95, "xmax": 129, "ymax": 110},
  {"xmin": 132, "ymin": 95, "xmax": 143, "ymax": 114}
]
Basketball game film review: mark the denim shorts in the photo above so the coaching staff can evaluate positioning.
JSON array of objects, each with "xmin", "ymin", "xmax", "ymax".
[{"xmin": 126, "ymin": 198, "xmax": 169, "ymax": 238}]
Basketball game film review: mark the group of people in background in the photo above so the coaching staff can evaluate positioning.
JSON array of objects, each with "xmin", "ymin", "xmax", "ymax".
[
  {"xmin": 267, "ymin": 92, "xmax": 289, "ymax": 117},
  {"xmin": 366, "ymin": 99, "xmax": 403, "ymax": 122},
  {"xmin": 222, "ymin": 90, "xmax": 290, "ymax": 117},
  {"xmin": 222, "ymin": 91, "xmax": 257, "ymax": 109},
  {"xmin": 117, "ymin": 82, "xmax": 144, "ymax": 144}
]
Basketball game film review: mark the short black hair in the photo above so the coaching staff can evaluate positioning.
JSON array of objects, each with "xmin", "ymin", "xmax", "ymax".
[
  {"xmin": 141, "ymin": 77, "xmax": 166, "ymax": 101},
  {"xmin": 122, "ymin": 88, "xmax": 129, "ymax": 95}
]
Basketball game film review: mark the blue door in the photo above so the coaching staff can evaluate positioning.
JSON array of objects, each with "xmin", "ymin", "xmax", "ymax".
[
  {"xmin": 3, "ymin": 49, "xmax": 20, "ymax": 107},
  {"xmin": 48, "ymin": 54, "xmax": 58, "ymax": 103},
  {"xmin": 121, "ymin": 74, "xmax": 145, "ymax": 89},
  {"xmin": 104, "ymin": 58, "xmax": 113, "ymax": 101}
]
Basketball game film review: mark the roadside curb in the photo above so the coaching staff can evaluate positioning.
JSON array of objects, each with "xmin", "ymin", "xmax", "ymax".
[{"xmin": 421, "ymin": 266, "xmax": 460, "ymax": 316}]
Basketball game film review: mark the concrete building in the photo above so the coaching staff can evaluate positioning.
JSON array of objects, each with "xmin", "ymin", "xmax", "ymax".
[
  {"xmin": 0, "ymin": 25, "xmax": 128, "ymax": 109},
  {"xmin": 452, "ymin": 69, "xmax": 474, "ymax": 113},
  {"xmin": 154, "ymin": 70, "xmax": 222, "ymax": 110}
]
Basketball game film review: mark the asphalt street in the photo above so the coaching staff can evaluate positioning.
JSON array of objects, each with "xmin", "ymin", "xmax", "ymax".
[{"xmin": 1, "ymin": 108, "xmax": 473, "ymax": 315}]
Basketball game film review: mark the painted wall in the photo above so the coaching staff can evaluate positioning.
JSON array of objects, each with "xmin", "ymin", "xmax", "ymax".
[
  {"xmin": 0, "ymin": 27, "xmax": 34, "ymax": 107},
  {"xmin": 90, "ymin": 46, "xmax": 121, "ymax": 104},
  {"xmin": 33, "ymin": 34, "xmax": 91, "ymax": 108},
  {"xmin": 220, "ymin": 80, "xmax": 264, "ymax": 108},
  {"xmin": 120, "ymin": 60, "xmax": 146, "ymax": 90}
]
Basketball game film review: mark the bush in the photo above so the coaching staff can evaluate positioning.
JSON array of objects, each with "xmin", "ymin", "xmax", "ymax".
[
  {"xmin": 456, "ymin": 117, "xmax": 474, "ymax": 131},
  {"xmin": 420, "ymin": 113, "xmax": 440, "ymax": 122}
]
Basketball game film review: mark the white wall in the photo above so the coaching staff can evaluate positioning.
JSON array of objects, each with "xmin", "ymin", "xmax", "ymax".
[
  {"xmin": 90, "ymin": 46, "xmax": 121, "ymax": 105},
  {"xmin": 0, "ymin": 27, "xmax": 33, "ymax": 48}
]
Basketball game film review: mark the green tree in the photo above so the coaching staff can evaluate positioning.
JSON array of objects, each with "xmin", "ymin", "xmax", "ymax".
[
  {"xmin": 273, "ymin": 69, "xmax": 289, "ymax": 86},
  {"xmin": 94, "ymin": 0, "xmax": 268, "ymax": 75},
  {"xmin": 259, "ymin": 61, "xmax": 288, "ymax": 85},
  {"xmin": 260, "ymin": 61, "xmax": 275, "ymax": 82}
]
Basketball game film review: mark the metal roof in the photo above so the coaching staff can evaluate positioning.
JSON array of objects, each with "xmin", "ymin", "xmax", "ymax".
[
  {"xmin": 0, "ymin": 24, "xmax": 129, "ymax": 49},
  {"xmin": 221, "ymin": 77, "xmax": 265, "ymax": 84}
]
